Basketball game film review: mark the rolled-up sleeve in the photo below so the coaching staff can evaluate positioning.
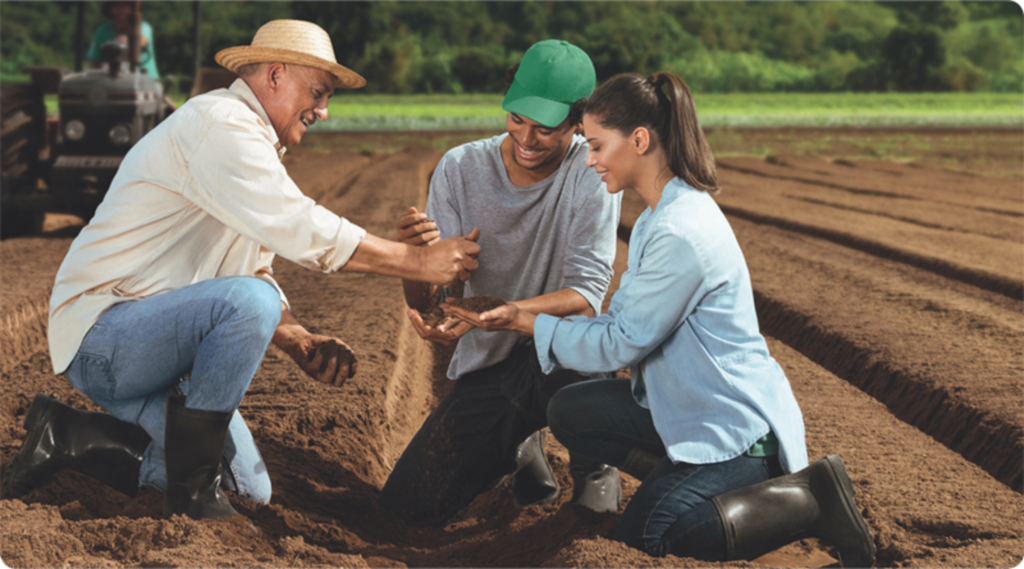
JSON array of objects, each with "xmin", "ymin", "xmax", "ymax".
[
  {"xmin": 535, "ymin": 228, "xmax": 705, "ymax": 374},
  {"xmin": 184, "ymin": 115, "xmax": 366, "ymax": 273},
  {"xmin": 563, "ymin": 174, "xmax": 619, "ymax": 314}
]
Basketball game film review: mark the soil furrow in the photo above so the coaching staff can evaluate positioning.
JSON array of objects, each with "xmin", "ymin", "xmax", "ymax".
[
  {"xmin": 784, "ymin": 195, "xmax": 1015, "ymax": 241},
  {"xmin": 717, "ymin": 158, "xmax": 1022, "ymax": 217},
  {"xmin": 720, "ymin": 154, "xmax": 1022, "ymax": 206},
  {"xmin": 770, "ymin": 337, "xmax": 1023, "ymax": 569},
  {"xmin": 719, "ymin": 161, "xmax": 916, "ymax": 200},
  {"xmin": 719, "ymin": 203, "xmax": 1023, "ymax": 299},
  {"xmin": 756, "ymin": 292, "xmax": 1022, "ymax": 491}
]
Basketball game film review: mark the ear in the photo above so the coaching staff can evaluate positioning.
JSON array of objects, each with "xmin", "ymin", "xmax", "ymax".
[
  {"xmin": 266, "ymin": 62, "xmax": 286, "ymax": 93},
  {"xmin": 632, "ymin": 127, "xmax": 651, "ymax": 156}
]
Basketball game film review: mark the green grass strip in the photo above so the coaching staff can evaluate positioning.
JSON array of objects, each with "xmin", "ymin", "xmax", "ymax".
[
  {"xmin": 316, "ymin": 92, "xmax": 1023, "ymax": 130},
  {"xmin": 38, "ymin": 91, "xmax": 1024, "ymax": 129}
]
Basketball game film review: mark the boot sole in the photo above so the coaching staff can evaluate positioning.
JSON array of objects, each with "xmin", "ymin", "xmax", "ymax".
[
  {"xmin": 823, "ymin": 455, "xmax": 876, "ymax": 568},
  {"xmin": 2, "ymin": 394, "xmax": 57, "ymax": 498}
]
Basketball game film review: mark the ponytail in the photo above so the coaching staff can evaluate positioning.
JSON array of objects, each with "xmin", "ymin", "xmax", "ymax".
[{"xmin": 586, "ymin": 72, "xmax": 719, "ymax": 194}]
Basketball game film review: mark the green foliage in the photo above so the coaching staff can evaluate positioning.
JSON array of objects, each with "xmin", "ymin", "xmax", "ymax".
[{"xmin": 1, "ymin": 1, "xmax": 1021, "ymax": 94}]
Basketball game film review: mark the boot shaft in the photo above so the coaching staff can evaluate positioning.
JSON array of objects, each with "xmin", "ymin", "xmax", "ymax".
[
  {"xmin": 163, "ymin": 395, "xmax": 237, "ymax": 520},
  {"xmin": 711, "ymin": 455, "xmax": 875, "ymax": 567}
]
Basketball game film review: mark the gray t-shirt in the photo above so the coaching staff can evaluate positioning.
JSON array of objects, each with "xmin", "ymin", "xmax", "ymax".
[{"xmin": 427, "ymin": 133, "xmax": 621, "ymax": 379}]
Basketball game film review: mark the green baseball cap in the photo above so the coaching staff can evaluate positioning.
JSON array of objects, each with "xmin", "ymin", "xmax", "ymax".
[{"xmin": 502, "ymin": 39, "xmax": 596, "ymax": 128}]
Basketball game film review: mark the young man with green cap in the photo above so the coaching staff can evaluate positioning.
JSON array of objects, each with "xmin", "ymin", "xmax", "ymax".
[{"xmin": 379, "ymin": 39, "xmax": 622, "ymax": 524}]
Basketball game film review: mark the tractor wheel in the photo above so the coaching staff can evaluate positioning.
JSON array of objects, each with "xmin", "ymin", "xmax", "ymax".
[
  {"xmin": 1, "ymin": 83, "xmax": 47, "ymax": 238},
  {"xmin": 0, "ymin": 204, "xmax": 44, "ymax": 239}
]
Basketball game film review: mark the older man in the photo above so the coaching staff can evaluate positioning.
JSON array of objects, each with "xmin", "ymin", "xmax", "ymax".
[{"xmin": 1, "ymin": 20, "xmax": 479, "ymax": 521}]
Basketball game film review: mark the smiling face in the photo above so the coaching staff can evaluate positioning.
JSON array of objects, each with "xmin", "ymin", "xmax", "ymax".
[
  {"xmin": 582, "ymin": 113, "xmax": 642, "ymax": 194},
  {"xmin": 262, "ymin": 64, "xmax": 335, "ymax": 147},
  {"xmin": 503, "ymin": 112, "xmax": 577, "ymax": 183}
]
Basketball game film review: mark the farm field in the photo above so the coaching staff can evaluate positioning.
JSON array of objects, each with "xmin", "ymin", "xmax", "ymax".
[{"xmin": 1, "ymin": 127, "xmax": 1022, "ymax": 568}]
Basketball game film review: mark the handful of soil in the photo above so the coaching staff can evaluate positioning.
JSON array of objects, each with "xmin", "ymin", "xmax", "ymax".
[
  {"xmin": 419, "ymin": 295, "xmax": 506, "ymax": 328},
  {"xmin": 446, "ymin": 295, "xmax": 506, "ymax": 313},
  {"xmin": 306, "ymin": 338, "xmax": 356, "ymax": 374}
]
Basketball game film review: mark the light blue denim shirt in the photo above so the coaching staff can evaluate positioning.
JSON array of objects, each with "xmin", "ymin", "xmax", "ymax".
[{"xmin": 534, "ymin": 178, "xmax": 808, "ymax": 473}]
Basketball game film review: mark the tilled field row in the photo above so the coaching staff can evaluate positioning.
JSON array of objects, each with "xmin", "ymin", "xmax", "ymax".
[{"xmin": 716, "ymin": 156, "xmax": 1022, "ymax": 299}]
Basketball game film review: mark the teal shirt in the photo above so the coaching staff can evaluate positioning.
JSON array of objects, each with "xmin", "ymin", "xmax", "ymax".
[{"xmin": 86, "ymin": 20, "xmax": 159, "ymax": 80}]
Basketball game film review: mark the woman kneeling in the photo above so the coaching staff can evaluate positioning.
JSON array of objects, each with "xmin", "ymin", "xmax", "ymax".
[{"xmin": 444, "ymin": 71, "xmax": 875, "ymax": 567}]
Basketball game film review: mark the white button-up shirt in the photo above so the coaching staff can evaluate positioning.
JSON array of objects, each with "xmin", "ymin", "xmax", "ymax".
[
  {"xmin": 48, "ymin": 79, "xmax": 366, "ymax": 374},
  {"xmin": 534, "ymin": 178, "xmax": 808, "ymax": 473}
]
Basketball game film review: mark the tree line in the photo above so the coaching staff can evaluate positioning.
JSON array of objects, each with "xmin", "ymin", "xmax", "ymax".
[{"xmin": 2, "ymin": 1, "xmax": 1021, "ymax": 93}]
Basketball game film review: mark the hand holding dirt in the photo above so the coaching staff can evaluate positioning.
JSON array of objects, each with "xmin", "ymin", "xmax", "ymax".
[
  {"xmin": 408, "ymin": 308, "xmax": 473, "ymax": 346},
  {"xmin": 397, "ymin": 206, "xmax": 439, "ymax": 246},
  {"xmin": 419, "ymin": 228, "xmax": 481, "ymax": 286},
  {"xmin": 290, "ymin": 334, "xmax": 358, "ymax": 387},
  {"xmin": 441, "ymin": 295, "xmax": 534, "ymax": 335}
]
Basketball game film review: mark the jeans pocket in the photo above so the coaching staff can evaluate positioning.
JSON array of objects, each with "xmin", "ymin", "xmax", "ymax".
[{"xmin": 67, "ymin": 353, "xmax": 117, "ymax": 400}]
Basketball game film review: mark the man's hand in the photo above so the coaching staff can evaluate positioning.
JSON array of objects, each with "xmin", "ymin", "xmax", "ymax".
[
  {"xmin": 408, "ymin": 309, "xmax": 474, "ymax": 346},
  {"xmin": 419, "ymin": 228, "xmax": 481, "ymax": 286},
  {"xmin": 288, "ymin": 334, "xmax": 358, "ymax": 387},
  {"xmin": 398, "ymin": 207, "xmax": 440, "ymax": 246},
  {"xmin": 443, "ymin": 301, "xmax": 536, "ymax": 337},
  {"xmin": 273, "ymin": 306, "xmax": 357, "ymax": 387}
]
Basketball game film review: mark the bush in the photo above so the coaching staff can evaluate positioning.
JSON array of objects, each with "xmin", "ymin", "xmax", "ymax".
[
  {"xmin": 668, "ymin": 50, "xmax": 821, "ymax": 93},
  {"xmin": 451, "ymin": 47, "xmax": 508, "ymax": 93}
]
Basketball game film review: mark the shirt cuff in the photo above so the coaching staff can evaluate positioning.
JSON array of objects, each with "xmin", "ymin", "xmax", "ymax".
[
  {"xmin": 533, "ymin": 314, "xmax": 561, "ymax": 374},
  {"xmin": 322, "ymin": 218, "xmax": 367, "ymax": 273}
]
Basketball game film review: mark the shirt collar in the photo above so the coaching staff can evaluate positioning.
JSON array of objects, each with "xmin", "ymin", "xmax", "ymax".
[{"xmin": 229, "ymin": 78, "xmax": 287, "ymax": 158}]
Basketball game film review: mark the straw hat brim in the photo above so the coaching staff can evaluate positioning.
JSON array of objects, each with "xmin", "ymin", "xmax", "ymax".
[{"xmin": 216, "ymin": 46, "xmax": 366, "ymax": 89}]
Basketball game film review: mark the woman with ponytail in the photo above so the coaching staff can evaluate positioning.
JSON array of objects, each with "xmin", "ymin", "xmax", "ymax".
[{"xmin": 444, "ymin": 72, "xmax": 875, "ymax": 566}]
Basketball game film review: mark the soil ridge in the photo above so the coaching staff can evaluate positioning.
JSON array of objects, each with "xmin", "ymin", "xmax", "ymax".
[
  {"xmin": 754, "ymin": 291, "xmax": 1023, "ymax": 492},
  {"xmin": 716, "ymin": 205, "xmax": 1023, "ymax": 300}
]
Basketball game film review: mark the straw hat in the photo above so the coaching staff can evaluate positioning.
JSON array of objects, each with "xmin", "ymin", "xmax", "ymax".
[{"xmin": 215, "ymin": 20, "xmax": 365, "ymax": 89}]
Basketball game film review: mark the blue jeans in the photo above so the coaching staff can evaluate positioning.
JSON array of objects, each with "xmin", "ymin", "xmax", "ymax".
[
  {"xmin": 548, "ymin": 379, "xmax": 781, "ymax": 559},
  {"xmin": 64, "ymin": 277, "xmax": 281, "ymax": 505}
]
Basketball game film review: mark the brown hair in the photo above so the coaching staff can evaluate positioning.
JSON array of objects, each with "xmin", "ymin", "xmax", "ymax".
[
  {"xmin": 585, "ymin": 72, "xmax": 719, "ymax": 194},
  {"xmin": 505, "ymin": 63, "xmax": 586, "ymax": 128}
]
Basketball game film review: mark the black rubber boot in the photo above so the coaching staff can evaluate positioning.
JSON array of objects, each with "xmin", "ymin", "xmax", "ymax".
[
  {"xmin": 620, "ymin": 447, "xmax": 662, "ymax": 482},
  {"xmin": 711, "ymin": 454, "xmax": 875, "ymax": 568},
  {"xmin": 163, "ymin": 395, "xmax": 238, "ymax": 520},
  {"xmin": 1, "ymin": 393, "xmax": 150, "ymax": 499},
  {"xmin": 568, "ymin": 459, "xmax": 621, "ymax": 513},
  {"xmin": 512, "ymin": 430, "xmax": 560, "ymax": 507}
]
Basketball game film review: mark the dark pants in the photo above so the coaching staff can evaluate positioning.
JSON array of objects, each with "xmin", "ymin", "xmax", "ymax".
[
  {"xmin": 379, "ymin": 340, "xmax": 581, "ymax": 525},
  {"xmin": 547, "ymin": 379, "xmax": 782, "ymax": 559}
]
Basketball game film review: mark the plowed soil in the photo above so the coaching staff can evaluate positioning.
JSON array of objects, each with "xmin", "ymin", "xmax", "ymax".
[{"xmin": 1, "ymin": 128, "xmax": 1021, "ymax": 568}]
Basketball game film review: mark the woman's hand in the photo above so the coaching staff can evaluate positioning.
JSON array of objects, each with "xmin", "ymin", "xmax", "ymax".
[{"xmin": 443, "ymin": 301, "xmax": 537, "ymax": 337}]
